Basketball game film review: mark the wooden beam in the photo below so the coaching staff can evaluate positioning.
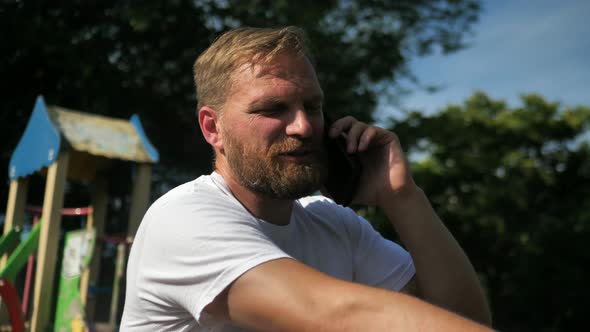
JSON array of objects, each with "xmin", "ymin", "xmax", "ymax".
[
  {"xmin": 81, "ymin": 177, "xmax": 108, "ymax": 321},
  {"xmin": 1, "ymin": 178, "xmax": 29, "ymax": 269},
  {"xmin": 30, "ymin": 152, "xmax": 69, "ymax": 332},
  {"xmin": 127, "ymin": 163, "xmax": 152, "ymax": 237},
  {"xmin": 109, "ymin": 243, "xmax": 127, "ymax": 328}
]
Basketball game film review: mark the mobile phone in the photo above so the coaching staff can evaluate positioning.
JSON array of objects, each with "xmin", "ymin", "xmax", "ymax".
[{"xmin": 323, "ymin": 115, "xmax": 362, "ymax": 206}]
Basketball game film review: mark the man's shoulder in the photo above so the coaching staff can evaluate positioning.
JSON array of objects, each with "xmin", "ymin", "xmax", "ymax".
[
  {"xmin": 155, "ymin": 173, "xmax": 223, "ymax": 201},
  {"xmin": 298, "ymin": 195, "xmax": 355, "ymax": 213},
  {"xmin": 296, "ymin": 195, "xmax": 357, "ymax": 223},
  {"xmin": 148, "ymin": 173, "xmax": 243, "ymax": 218},
  {"xmin": 297, "ymin": 195, "xmax": 335, "ymax": 209}
]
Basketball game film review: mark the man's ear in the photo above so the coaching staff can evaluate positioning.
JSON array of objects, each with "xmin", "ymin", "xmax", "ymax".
[{"xmin": 198, "ymin": 106, "xmax": 223, "ymax": 150}]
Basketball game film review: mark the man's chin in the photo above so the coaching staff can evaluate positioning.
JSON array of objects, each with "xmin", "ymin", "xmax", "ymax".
[
  {"xmin": 269, "ymin": 168, "xmax": 324, "ymax": 199},
  {"xmin": 266, "ymin": 184, "xmax": 320, "ymax": 200},
  {"xmin": 230, "ymin": 156, "xmax": 326, "ymax": 200}
]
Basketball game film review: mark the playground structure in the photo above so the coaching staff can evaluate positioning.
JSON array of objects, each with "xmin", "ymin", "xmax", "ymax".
[
  {"xmin": 1, "ymin": 96, "xmax": 159, "ymax": 331},
  {"xmin": 0, "ymin": 206, "xmax": 96, "ymax": 332}
]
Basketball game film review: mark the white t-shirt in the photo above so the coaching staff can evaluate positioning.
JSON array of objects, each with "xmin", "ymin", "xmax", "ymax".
[{"xmin": 121, "ymin": 172, "xmax": 415, "ymax": 331}]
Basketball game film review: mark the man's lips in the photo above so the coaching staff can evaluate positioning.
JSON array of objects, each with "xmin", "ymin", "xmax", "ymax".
[
  {"xmin": 278, "ymin": 148, "xmax": 318, "ymax": 161},
  {"xmin": 282, "ymin": 148, "xmax": 313, "ymax": 156}
]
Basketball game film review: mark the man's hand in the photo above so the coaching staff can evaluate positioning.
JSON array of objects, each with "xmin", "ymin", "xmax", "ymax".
[
  {"xmin": 327, "ymin": 116, "xmax": 493, "ymax": 326},
  {"xmin": 327, "ymin": 116, "xmax": 417, "ymax": 207}
]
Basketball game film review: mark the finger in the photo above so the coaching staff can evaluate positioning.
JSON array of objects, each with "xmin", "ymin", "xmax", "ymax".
[
  {"xmin": 358, "ymin": 126, "xmax": 378, "ymax": 152},
  {"xmin": 328, "ymin": 116, "xmax": 357, "ymax": 138},
  {"xmin": 326, "ymin": 116, "xmax": 368, "ymax": 153},
  {"xmin": 346, "ymin": 121, "xmax": 369, "ymax": 153}
]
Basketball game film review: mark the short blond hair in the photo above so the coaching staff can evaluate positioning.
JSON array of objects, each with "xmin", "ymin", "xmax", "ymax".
[{"xmin": 193, "ymin": 26, "xmax": 313, "ymax": 111}]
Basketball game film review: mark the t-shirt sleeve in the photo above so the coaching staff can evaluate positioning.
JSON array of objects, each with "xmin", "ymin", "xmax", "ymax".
[
  {"xmin": 135, "ymin": 192, "xmax": 291, "ymax": 325},
  {"xmin": 338, "ymin": 205, "xmax": 416, "ymax": 291}
]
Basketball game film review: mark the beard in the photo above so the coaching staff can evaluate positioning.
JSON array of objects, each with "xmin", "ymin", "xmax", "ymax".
[{"xmin": 223, "ymin": 132, "xmax": 327, "ymax": 200}]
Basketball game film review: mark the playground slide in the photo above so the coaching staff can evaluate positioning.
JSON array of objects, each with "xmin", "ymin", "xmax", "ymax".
[
  {"xmin": 0, "ymin": 277, "xmax": 25, "ymax": 332},
  {"xmin": 0, "ymin": 222, "xmax": 41, "ymax": 282},
  {"xmin": 0, "ymin": 226, "xmax": 22, "ymax": 257},
  {"xmin": 0, "ymin": 224, "xmax": 37, "ymax": 332},
  {"xmin": 0, "ymin": 224, "xmax": 97, "ymax": 331}
]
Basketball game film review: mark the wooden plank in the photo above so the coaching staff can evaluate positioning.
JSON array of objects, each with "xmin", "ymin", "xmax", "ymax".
[
  {"xmin": 1, "ymin": 179, "xmax": 29, "ymax": 269},
  {"xmin": 109, "ymin": 243, "xmax": 126, "ymax": 328},
  {"xmin": 30, "ymin": 151, "xmax": 69, "ymax": 332},
  {"xmin": 81, "ymin": 177, "xmax": 108, "ymax": 321},
  {"xmin": 127, "ymin": 163, "xmax": 152, "ymax": 237}
]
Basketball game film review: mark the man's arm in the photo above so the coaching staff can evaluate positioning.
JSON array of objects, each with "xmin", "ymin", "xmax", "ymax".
[
  {"xmin": 329, "ymin": 116, "xmax": 492, "ymax": 326},
  {"xmin": 383, "ymin": 186, "xmax": 492, "ymax": 324},
  {"xmin": 206, "ymin": 258, "xmax": 493, "ymax": 332}
]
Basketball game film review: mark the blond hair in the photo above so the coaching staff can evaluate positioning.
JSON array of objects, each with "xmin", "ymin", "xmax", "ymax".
[{"xmin": 193, "ymin": 26, "xmax": 313, "ymax": 112}]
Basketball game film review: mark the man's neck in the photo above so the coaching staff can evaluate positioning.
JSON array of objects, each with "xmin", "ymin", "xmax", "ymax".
[{"xmin": 217, "ymin": 168, "xmax": 294, "ymax": 226}]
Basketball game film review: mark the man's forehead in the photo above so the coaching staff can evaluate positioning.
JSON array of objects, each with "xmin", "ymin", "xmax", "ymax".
[
  {"xmin": 235, "ymin": 52, "xmax": 315, "ymax": 78},
  {"xmin": 232, "ymin": 57, "xmax": 323, "ymax": 98}
]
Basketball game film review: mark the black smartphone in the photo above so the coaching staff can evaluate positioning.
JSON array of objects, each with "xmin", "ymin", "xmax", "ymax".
[{"xmin": 323, "ymin": 115, "xmax": 362, "ymax": 206}]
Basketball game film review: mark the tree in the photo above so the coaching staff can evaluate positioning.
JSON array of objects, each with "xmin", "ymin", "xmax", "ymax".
[
  {"xmin": 0, "ymin": 0, "xmax": 481, "ymax": 321},
  {"xmin": 380, "ymin": 92, "xmax": 590, "ymax": 331},
  {"xmin": 0, "ymin": 0, "xmax": 480, "ymax": 200}
]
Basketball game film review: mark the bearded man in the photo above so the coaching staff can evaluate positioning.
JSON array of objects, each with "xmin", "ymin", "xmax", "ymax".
[{"xmin": 121, "ymin": 26, "xmax": 493, "ymax": 331}]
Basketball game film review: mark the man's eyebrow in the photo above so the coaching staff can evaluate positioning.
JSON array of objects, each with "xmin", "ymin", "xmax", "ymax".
[
  {"xmin": 247, "ymin": 93, "xmax": 324, "ymax": 112},
  {"xmin": 247, "ymin": 96, "xmax": 285, "ymax": 111}
]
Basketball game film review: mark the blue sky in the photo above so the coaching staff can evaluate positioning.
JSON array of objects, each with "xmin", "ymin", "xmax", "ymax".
[{"xmin": 377, "ymin": 0, "xmax": 590, "ymax": 122}]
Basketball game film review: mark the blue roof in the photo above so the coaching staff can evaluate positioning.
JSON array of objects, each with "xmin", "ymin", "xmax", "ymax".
[
  {"xmin": 8, "ymin": 96, "xmax": 159, "ymax": 180},
  {"xmin": 9, "ymin": 96, "xmax": 61, "ymax": 180}
]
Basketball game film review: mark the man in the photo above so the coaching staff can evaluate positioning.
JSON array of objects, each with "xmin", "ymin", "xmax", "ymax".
[{"xmin": 121, "ymin": 26, "xmax": 493, "ymax": 331}]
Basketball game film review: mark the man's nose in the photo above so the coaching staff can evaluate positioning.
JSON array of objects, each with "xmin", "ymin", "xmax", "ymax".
[{"xmin": 285, "ymin": 109, "xmax": 314, "ymax": 138}]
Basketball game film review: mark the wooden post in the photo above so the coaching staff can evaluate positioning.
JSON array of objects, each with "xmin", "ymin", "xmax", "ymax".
[
  {"xmin": 81, "ymin": 177, "xmax": 108, "ymax": 321},
  {"xmin": 1, "ymin": 178, "xmax": 29, "ymax": 269},
  {"xmin": 109, "ymin": 243, "xmax": 126, "ymax": 328},
  {"xmin": 30, "ymin": 152, "xmax": 69, "ymax": 332},
  {"xmin": 127, "ymin": 163, "xmax": 152, "ymax": 237}
]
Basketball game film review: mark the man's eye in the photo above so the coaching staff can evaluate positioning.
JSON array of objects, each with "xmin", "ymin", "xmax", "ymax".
[{"xmin": 257, "ymin": 107, "xmax": 282, "ymax": 115}]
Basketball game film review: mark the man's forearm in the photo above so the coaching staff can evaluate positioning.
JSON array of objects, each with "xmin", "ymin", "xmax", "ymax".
[
  {"xmin": 223, "ymin": 258, "xmax": 494, "ymax": 332},
  {"xmin": 331, "ymin": 283, "xmax": 493, "ymax": 332},
  {"xmin": 381, "ymin": 187, "xmax": 492, "ymax": 325}
]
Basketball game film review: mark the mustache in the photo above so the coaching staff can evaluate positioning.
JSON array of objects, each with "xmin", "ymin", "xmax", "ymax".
[{"xmin": 270, "ymin": 137, "xmax": 323, "ymax": 155}]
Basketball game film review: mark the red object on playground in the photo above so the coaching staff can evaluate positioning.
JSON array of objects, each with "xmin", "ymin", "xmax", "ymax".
[
  {"xmin": 21, "ymin": 215, "xmax": 38, "ymax": 316},
  {"xmin": 25, "ymin": 205, "xmax": 93, "ymax": 216},
  {"xmin": 20, "ymin": 206, "xmax": 93, "ymax": 317},
  {"xmin": 0, "ymin": 277, "xmax": 25, "ymax": 332}
]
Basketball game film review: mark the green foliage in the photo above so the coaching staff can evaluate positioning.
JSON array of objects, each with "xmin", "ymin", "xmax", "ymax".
[
  {"xmin": 3, "ymin": 2, "xmax": 587, "ymax": 330},
  {"xmin": 378, "ymin": 92, "xmax": 590, "ymax": 331},
  {"xmin": 0, "ymin": 0, "xmax": 479, "ymax": 191},
  {"xmin": 0, "ymin": 0, "xmax": 483, "ymax": 324}
]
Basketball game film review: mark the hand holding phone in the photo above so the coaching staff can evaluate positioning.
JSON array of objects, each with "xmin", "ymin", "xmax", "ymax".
[{"xmin": 323, "ymin": 115, "xmax": 362, "ymax": 206}]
